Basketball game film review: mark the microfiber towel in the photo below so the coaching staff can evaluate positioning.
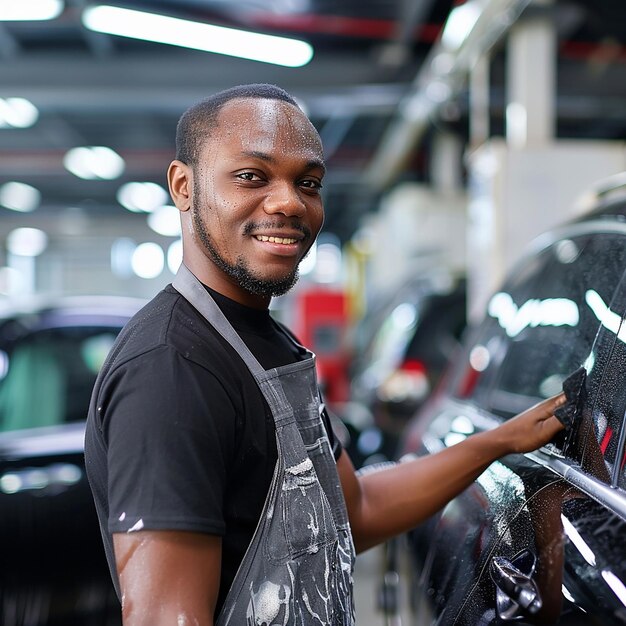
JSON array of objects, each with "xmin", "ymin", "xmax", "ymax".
[{"xmin": 554, "ymin": 366, "xmax": 587, "ymax": 429}]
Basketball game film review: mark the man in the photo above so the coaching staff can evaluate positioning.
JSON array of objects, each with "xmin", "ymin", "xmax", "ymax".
[{"xmin": 85, "ymin": 84, "xmax": 565, "ymax": 625}]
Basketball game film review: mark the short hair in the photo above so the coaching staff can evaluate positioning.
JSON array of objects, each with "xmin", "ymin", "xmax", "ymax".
[{"xmin": 175, "ymin": 84, "xmax": 300, "ymax": 166}]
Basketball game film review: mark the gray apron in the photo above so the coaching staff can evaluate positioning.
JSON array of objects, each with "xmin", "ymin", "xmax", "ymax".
[{"xmin": 173, "ymin": 264, "xmax": 356, "ymax": 626}]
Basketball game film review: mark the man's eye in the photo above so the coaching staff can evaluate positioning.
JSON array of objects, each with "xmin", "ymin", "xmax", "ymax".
[
  {"xmin": 237, "ymin": 172, "xmax": 260, "ymax": 181},
  {"xmin": 300, "ymin": 179, "xmax": 322, "ymax": 190}
]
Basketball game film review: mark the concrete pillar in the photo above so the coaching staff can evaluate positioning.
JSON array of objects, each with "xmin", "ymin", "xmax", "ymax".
[{"xmin": 506, "ymin": 0, "xmax": 556, "ymax": 147}]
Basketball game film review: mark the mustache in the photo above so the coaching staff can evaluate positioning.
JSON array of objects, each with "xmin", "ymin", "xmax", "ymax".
[{"xmin": 243, "ymin": 220, "xmax": 312, "ymax": 239}]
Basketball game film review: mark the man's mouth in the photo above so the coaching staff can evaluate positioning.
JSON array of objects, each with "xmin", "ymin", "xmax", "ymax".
[{"xmin": 254, "ymin": 235, "xmax": 298, "ymax": 244}]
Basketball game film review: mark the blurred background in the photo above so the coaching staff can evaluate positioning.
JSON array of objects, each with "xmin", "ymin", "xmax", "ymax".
[{"xmin": 0, "ymin": 0, "xmax": 625, "ymax": 624}]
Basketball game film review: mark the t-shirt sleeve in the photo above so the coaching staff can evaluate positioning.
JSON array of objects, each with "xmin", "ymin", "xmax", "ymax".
[{"xmin": 99, "ymin": 345, "xmax": 237, "ymax": 536}]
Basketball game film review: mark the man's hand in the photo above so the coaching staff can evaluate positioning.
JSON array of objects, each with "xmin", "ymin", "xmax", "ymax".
[
  {"xmin": 339, "ymin": 392, "xmax": 567, "ymax": 552},
  {"xmin": 495, "ymin": 392, "xmax": 566, "ymax": 455}
]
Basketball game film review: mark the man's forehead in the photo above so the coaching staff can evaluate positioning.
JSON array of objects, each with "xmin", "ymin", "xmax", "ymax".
[
  {"xmin": 217, "ymin": 96, "xmax": 300, "ymax": 122},
  {"xmin": 207, "ymin": 97, "xmax": 323, "ymax": 159}
]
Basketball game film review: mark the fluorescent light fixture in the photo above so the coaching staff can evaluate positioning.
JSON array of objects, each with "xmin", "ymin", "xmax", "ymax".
[
  {"xmin": 441, "ymin": 1, "xmax": 482, "ymax": 51},
  {"xmin": 82, "ymin": 5, "xmax": 314, "ymax": 67},
  {"xmin": 148, "ymin": 205, "xmax": 182, "ymax": 237},
  {"xmin": 0, "ymin": 0, "xmax": 63, "ymax": 21},
  {"xmin": 0, "ymin": 98, "xmax": 39, "ymax": 128},
  {"xmin": 64, "ymin": 146, "xmax": 125, "ymax": 180},
  {"xmin": 131, "ymin": 242, "xmax": 164, "ymax": 279},
  {"xmin": 0, "ymin": 182, "xmax": 41, "ymax": 212},
  {"xmin": 167, "ymin": 239, "xmax": 183, "ymax": 274},
  {"xmin": 314, "ymin": 241, "xmax": 342, "ymax": 284},
  {"xmin": 117, "ymin": 182, "xmax": 169, "ymax": 213},
  {"xmin": 299, "ymin": 242, "xmax": 317, "ymax": 276},
  {"xmin": 6, "ymin": 228, "xmax": 48, "ymax": 257}
]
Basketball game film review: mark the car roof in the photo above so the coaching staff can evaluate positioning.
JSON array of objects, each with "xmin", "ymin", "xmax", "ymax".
[
  {"xmin": 573, "ymin": 172, "xmax": 626, "ymax": 223},
  {"xmin": 0, "ymin": 295, "xmax": 146, "ymax": 336}
]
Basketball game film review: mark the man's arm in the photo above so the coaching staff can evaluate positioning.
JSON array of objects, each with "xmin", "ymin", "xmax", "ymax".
[
  {"xmin": 338, "ymin": 393, "xmax": 565, "ymax": 553},
  {"xmin": 113, "ymin": 531, "xmax": 222, "ymax": 626}
]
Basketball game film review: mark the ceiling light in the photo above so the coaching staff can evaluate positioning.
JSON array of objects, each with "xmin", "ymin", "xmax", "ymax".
[
  {"xmin": 0, "ymin": 98, "xmax": 39, "ymax": 128},
  {"xmin": 299, "ymin": 242, "xmax": 317, "ymax": 276},
  {"xmin": 441, "ymin": 1, "xmax": 482, "ymax": 51},
  {"xmin": 0, "ymin": 182, "xmax": 41, "ymax": 212},
  {"xmin": 6, "ymin": 228, "xmax": 48, "ymax": 257},
  {"xmin": 314, "ymin": 242, "xmax": 342, "ymax": 284},
  {"xmin": 0, "ymin": 0, "xmax": 63, "ymax": 21},
  {"xmin": 425, "ymin": 81, "xmax": 452, "ymax": 104},
  {"xmin": 64, "ymin": 146, "xmax": 125, "ymax": 180},
  {"xmin": 131, "ymin": 242, "xmax": 164, "ymax": 279},
  {"xmin": 167, "ymin": 240, "xmax": 183, "ymax": 274},
  {"xmin": 148, "ymin": 205, "xmax": 182, "ymax": 237},
  {"xmin": 82, "ymin": 5, "xmax": 313, "ymax": 67},
  {"xmin": 111, "ymin": 237, "xmax": 136, "ymax": 278},
  {"xmin": 117, "ymin": 182, "xmax": 169, "ymax": 213}
]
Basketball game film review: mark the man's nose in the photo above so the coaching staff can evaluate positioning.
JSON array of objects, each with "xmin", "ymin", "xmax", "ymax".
[{"xmin": 263, "ymin": 182, "xmax": 306, "ymax": 217}]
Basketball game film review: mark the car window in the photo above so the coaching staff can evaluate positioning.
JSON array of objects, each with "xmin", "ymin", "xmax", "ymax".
[
  {"xmin": 357, "ymin": 301, "xmax": 421, "ymax": 390},
  {"xmin": 454, "ymin": 232, "xmax": 626, "ymax": 424},
  {"xmin": 578, "ymin": 271, "xmax": 626, "ymax": 489},
  {"xmin": 588, "ymin": 331, "xmax": 626, "ymax": 487},
  {"xmin": 404, "ymin": 286, "xmax": 467, "ymax": 379},
  {"xmin": 0, "ymin": 326, "xmax": 119, "ymax": 433}
]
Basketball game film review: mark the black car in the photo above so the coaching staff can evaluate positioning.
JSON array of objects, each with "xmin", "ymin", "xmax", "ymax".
[
  {"xmin": 347, "ymin": 271, "xmax": 466, "ymax": 466},
  {"xmin": 397, "ymin": 186, "xmax": 626, "ymax": 624},
  {"xmin": 0, "ymin": 297, "xmax": 143, "ymax": 626}
]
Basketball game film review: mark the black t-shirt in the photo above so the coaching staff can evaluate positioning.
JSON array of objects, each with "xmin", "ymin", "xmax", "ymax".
[{"xmin": 84, "ymin": 284, "xmax": 341, "ymax": 614}]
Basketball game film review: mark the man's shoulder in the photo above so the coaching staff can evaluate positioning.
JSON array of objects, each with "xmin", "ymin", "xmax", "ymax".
[{"xmin": 106, "ymin": 285, "xmax": 239, "ymax": 373}]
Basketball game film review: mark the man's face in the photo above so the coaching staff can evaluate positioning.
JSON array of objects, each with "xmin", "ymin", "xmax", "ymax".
[{"xmin": 188, "ymin": 97, "xmax": 325, "ymax": 303}]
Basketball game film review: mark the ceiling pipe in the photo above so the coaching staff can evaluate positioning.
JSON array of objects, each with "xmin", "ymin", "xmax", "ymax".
[
  {"xmin": 364, "ymin": 0, "xmax": 534, "ymax": 192},
  {"xmin": 377, "ymin": 0, "xmax": 439, "ymax": 67}
]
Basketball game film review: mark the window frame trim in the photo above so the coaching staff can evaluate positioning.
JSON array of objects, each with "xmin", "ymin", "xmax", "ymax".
[{"xmin": 527, "ymin": 448, "xmax": 626, "ymax": 522}]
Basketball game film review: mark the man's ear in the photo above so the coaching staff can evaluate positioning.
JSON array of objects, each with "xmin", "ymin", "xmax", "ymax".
[{"xmin": 167, "ymin": 160, "xmax": 192, "ymax": 213}]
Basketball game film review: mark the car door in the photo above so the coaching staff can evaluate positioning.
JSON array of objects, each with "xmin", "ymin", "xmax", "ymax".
[{"xmin": 406, "ymin": 223, "xmax": 626, "ymax": 625}]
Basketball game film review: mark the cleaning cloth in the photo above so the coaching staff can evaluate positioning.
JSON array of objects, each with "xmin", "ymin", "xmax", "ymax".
[{"xmin": 554, "ymin": 366, "xmax": 587, "ymax": 429}]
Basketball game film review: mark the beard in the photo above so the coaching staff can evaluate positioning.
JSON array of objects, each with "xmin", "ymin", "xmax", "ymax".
[{"xmin": 191, "ymin": 196, "xmax": 303, "ymax": 298}]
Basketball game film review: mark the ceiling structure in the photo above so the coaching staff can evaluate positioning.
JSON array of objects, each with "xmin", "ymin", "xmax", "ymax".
[{"xmin": 0, "ymin": 0, "xmax": 625, "ymax": 244}]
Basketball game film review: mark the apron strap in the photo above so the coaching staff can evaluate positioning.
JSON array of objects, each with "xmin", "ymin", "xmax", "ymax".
[
  {"xmin": 172, "ymin": 263, "xmax": 269, "ymax": 378},
  {"xmin": 172, "ymin": 263, "xmax": 295, "ymax": 422}
]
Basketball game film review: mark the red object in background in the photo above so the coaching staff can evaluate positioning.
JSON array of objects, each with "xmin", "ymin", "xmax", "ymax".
[
  {"xmin": 292, "ymin": 288, "xmax": 351, "ymax": 408},
  {"xmin": 400, "ymin": 358, "xmax": 427, "ymax": 374}
]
